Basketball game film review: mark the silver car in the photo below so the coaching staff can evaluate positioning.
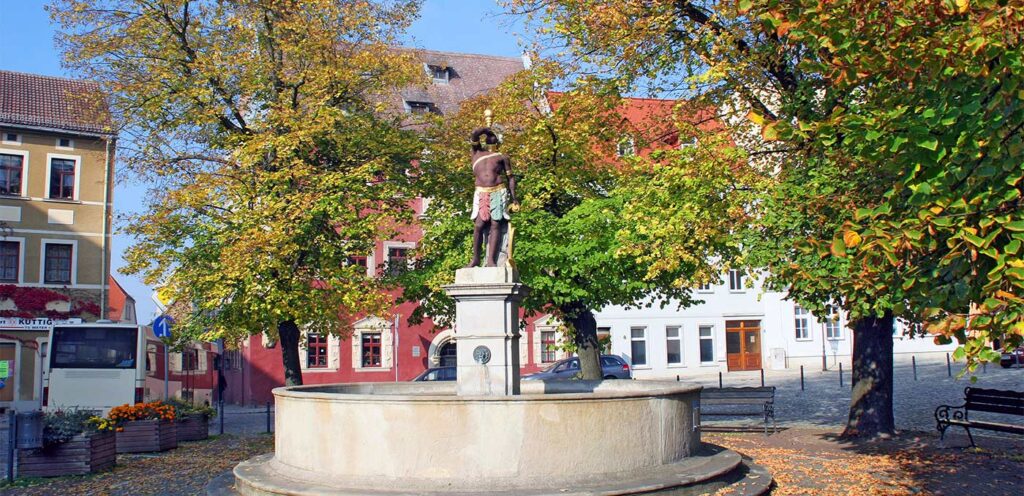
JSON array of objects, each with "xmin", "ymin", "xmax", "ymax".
[{"xmin": 523, "ymin": 355, "xmax": 632, "ymax": 381}]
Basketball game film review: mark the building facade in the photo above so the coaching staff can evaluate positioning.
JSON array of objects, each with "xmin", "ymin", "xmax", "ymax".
[{"xmin": 0, "ymin": 70, "xmax": 116, "ymax": 410}]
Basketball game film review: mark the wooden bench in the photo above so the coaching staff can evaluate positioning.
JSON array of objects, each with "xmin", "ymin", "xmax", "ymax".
[
  {"xmin": 935, "ymin": 387, "xmax": 1024, "ymax": 446},
  {"xmin": 700, "ymin": 386, "xmax": 776, "ymax": 435}
]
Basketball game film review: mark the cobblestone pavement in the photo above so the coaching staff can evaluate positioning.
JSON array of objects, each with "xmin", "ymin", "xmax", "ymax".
[
  {"xmin": 673, "ymin": 355, "xmax": 1024, "ymax": 437},
  {"xmin": 208, "ymin": 404, "xmax": 275, "ymax": 437}
]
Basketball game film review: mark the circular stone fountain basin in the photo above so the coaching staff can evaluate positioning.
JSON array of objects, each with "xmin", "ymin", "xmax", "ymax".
[{"xmin": 231, "ymin": 380, "xmax": 747, "ymax": 495}]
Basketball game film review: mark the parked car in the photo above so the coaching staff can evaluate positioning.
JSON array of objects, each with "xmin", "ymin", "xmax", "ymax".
[
  {"xmin": 1000, "ymin": 347, "xmax": 1024, "ymax": 368},
  {"xmin": 523, "ymin": 355, "xmax": 631, "ymax": 381},
  {"xmin": 413, "ymin": 366, "xmax": 456, "ymax": 381}
]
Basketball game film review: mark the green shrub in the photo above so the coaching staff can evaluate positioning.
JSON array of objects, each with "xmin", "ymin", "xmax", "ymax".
[{"xmin": 166, "ymin": 397, "xmax": 217, "ymax": 420}]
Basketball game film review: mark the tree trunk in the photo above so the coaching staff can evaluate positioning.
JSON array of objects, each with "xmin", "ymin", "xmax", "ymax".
[
  {"xmin": 277, "ymin": 320, "xmax": 304, "ymax": 387},
  {"xmin": 561, "ymin": 301, "xmax": 602, "ymax": 380},
  {"xmin": 842, "ymin": 312, "xmax": 895, "ymax": 438}
]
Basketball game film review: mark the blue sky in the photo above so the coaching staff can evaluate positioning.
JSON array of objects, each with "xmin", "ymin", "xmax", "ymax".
[{"xmin": 0, "ymin": 0, "xmax": 527, "ymax": 323}]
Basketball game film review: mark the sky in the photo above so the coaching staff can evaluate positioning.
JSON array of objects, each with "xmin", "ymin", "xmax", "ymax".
[{"xmin": 0, "ymin": 0, "xmax": 528, "ymax": 324}]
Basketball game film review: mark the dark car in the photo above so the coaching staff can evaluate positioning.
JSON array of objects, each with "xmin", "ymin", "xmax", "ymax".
[
  {"xmin": 522, "ymin": 355, "xmax": 631, "ymax": 381},
  {"xmin": 1000, "ymin": 348, "xmax": 1024, "ymax": 368},
  {"xmin": 413, "ymin": 366, "xmax": 457, "ymax": 381}
]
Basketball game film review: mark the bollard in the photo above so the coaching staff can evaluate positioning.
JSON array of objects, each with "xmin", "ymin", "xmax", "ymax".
[
  {"xmin": 800, "ymin": 365, "xmax": 805, "ymax": 391},
  {"xmin": 983, "ymin": 362, "xmax": 987, "ymax": 374},
  {"xmin": 946, "ymin": 353, "xmax": 952, "ymax": 377},
  {"xmin": 7, "ymin": 410, "xmax": 15, "ymax": 483},
  {"xmin": 266, "ymin": 402, "xmax": 272, "ymax": 434},
  {"xmin": 718, "ymin": 371, "xmax": 723, "ymax": 388},
  {"xmin": 760, "ymin": 368, "xmax": 765, "ymax": 387},
  {"xmin": 912, "ymin": 356, "xmax": 918, "ymax": 381},
  {"xmin": 839, "ymin": 362, "xmax": 844, "ymax": 388},
  {"xmin": 219, "ymin": 397, "xmax": 225, "ymax": 435},
  {"xmin": 676, "ymin": 375, "xmax": 680, "ymax": 382}
]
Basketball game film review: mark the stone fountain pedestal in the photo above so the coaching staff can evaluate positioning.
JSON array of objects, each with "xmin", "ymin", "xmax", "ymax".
[{"xmin": 444, "ymin": 266, "xmax": 527, "ymax": 397}]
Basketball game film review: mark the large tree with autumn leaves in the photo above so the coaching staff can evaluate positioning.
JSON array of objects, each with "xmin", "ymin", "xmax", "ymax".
[
  {"xmin": 510, "ymin": 0, "xmax": 1024, "ymax": 437},
  {"xmin": 51, "ymin": 0, "xmax": 426, "ymax": 386}
]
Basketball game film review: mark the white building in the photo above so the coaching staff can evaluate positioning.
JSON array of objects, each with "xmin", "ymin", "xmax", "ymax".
[{"xmin": 595, "ymin": 270, "xmax": 956, "ymax": 379}]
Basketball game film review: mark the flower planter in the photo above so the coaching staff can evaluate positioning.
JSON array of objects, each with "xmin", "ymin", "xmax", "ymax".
[
  {"xmin": 176, "ymin": 414, "xmax": 209, "ymax": 442},
  {"xmin": 18, "ymin": 431, "xmax": 116, "ymax": 477},
  {"xmin": 116, "ymin": 419, "xmax": 177, "ymax": 453}
]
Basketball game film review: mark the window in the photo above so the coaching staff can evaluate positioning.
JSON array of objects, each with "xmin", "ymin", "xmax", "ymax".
[
  {"xmin": 386, "ymin": 247, "xmax": 409, "ymax": 275},
  {"xmin": 181, "ymin": 349, "xmax": 199, "ymax": 371},
  {"xmin": 597, "ymin": 326, "xmax": 612, "ymax": 354},
  {"xmin": 307, "ymin": 333, "xmax": 328, "ymax": 368},
  {"xmin": 728, "ymin": 269, "xmax": 744, "ymax": 291},
  {"xmin": 699, "ymin": 325, "xmax": 715, "ymax": 363},
  {"xmin": 346, "ymin": 256, "xmax": 368, "ymax": 275},
  {"xmin": 43, "ymin": 243, "xmax": 73, "ymax": 284},
  {"xmin": 0, "ymin": 153, "xmax": 24, "ymax": 196},
  {"xmin": 666, "ymin": 326, "xmax": 682, "ymax": 365},
  {"xmin": 361, "ymin": 332, "xmax": 382, "ymax": 367},
  {"xmin": 50, "ymin": 326, "xmax": 137, "ymax": 369},
  {"xmin": 540, "ymin": 330, "xmax": 557, "ymax": 363},
  {"xmin": 679, "ymin": 136, "xmax": 698, "ymax": 148},
  {"xmin": 2, "ymin": 133, "xmax": 19, "ymax": 145},
  {"xmin": 794, "ymin": 306, "xmax": 810, "ymax": 340},
  {"xmin": 617, "ymin": 136, "xmax": 635, "ymax": 157},
  {"xmin": 825, "ymin": 305, "xmax": 843, "ymax": 339},
  {"xmin": 49, "ymin": 157, "xmax": 76, "ymax": 199},
  {"xmin": 405, "ymin": 101, "xmax": 436, "ymax": 114},
  {"xmin": 427, "ymin": 65, "xmax": 449, "ymax": 83},
  {"xmin": 56, "ymin": 138, "xmax": 73, "ymax": 149},
  {"xmin": 697, "ymin": 281, "xmax": 712, "ymax": 292},
  {"xmin": 224, "ymin": 349, "xmax": 242, "ymax": 370},
  {"xmin": 630, "ymin": 326, "xmax": 647, "ymax": 366},
  {"xmin": 0, "ymin": 241, "xmax": 18, "ymax": 283}
]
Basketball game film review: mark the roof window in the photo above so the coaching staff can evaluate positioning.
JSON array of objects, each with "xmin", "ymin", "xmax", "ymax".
[
  {"xmin": 426, "ymin": 64, "xmax": 450, "ymax": 84},
  {"xmin": 405, "ymin": 101, "xmax": 437, "ymax": 115}
]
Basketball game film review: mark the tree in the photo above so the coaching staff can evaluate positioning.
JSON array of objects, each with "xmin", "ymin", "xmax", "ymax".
[
  {"xmin": 399, "ymin": 64, "xmax": 757, "ymax": 379},
  {"xmin": 507, "ymin": 0, "xmax": 1024, "ymax": 437},
  {"xmin": 51, "ymin": 0, "xmax": 425, "ymax": 386}
]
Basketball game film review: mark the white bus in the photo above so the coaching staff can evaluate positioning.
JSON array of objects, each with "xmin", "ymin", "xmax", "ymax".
[{"xmin": 44, "ymin": 322, "xmax": 146, "ymax": 412}]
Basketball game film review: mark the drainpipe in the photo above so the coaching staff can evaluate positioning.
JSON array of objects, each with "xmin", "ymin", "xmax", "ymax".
[{"xmin": 100, "ymin": 137, "xmax": 112, "ymax": 320}]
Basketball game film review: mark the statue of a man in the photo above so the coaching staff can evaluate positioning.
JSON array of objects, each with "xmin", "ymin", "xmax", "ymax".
[{"xmin": 467, "ymin": 127, "xmax": 517, "ymax": 267}]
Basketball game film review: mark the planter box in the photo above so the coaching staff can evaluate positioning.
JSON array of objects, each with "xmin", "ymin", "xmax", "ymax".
[
  {"xmin": 18, "ymin": 431, "xmax": 116, "ymax": 477},
  {"xmin": 176, "ymin": 414, "xmax": 209, "ymax": 442},
  {"xmin": 116, "ymin": 419, "xmax": 177, "ymax": 453}
]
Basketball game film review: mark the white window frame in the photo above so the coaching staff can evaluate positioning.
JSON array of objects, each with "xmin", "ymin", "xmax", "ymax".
[
  {"xmin": 351, "ymin": 317, "xmax": 392, "ymax": 371},
  {"xmin": 696, "ymin": 281, "xmax": 713, "ymax": 293},
  {"xmin": 679, "ymin": 136, "xmax": 698, "ymax": 149},
  {"xmin": 383, "ymin": 241, "xmax": 415, "ymax": 276},
  {"xmin": 665, "ymin": 325, "xmax": 683, "ymax": 366},
  {"xmin": 299, "ymin": 330, "xmax": 340, "ymax": 372},
  {"xmin": 426, "ymin": 64, "xmax": 450, "ymax": 84},
  {"xmin": 825, "ymin": 305, "xmax": 843, "ymax": 340},
  {"xmin": 617, "ymin": 136, "xmax": 635, "ymax": 157},
  {"xmin": 1, "ymin": 133, "xmax": 21, "ymax": 146},
  {"xmin": 45, "ymin": 153, "xmax": 82, "ymax": 201},
  {"xmin": 0, "ymin": 148, "xmax": 29, "ymax": 197},
  {"xmin": 629, "ymin": 325, "xmax": 648, "ymax": 367},
  {"xmin": 794, "ymin": 305, "xmax": 811, "ymax": 341},
  {"xmin": 55, "ymin": 138, "xmax": 74, "ymax": 150},
  {"xmin": 728, "ymin": 269, "xmax": 745, "ymax": 292},
  {"xmin": 0, "ymin": 237, "xmax": 25, "ymax": 284},
  {"xmin": 698, "ymin": 324, "xmax": 716, "ymax": 364},
  {"xmin": 39, "ymin": 238, "xmax": 77, "ymax": 286}
]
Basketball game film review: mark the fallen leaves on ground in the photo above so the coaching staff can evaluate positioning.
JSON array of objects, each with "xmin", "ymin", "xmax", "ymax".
[
  {"xmin": 1, "ymin": 434, "xmax": 273, "ymax": 496},
  {"xmin": 707, "ymin": 431, "xmax": 1024, "ymax": 496}
]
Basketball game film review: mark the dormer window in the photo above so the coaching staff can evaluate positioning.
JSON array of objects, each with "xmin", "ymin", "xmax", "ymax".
[
  {"xmin": 405, "ymin": 101, "xmax": 437, "ymax": 115},
  {"xmin": 617, "ymin": 136, "xmax": 635, "ymax": 157},
  {"xmin": 426, "ymin": 64, "xmax": 450, "ymax": 84}
]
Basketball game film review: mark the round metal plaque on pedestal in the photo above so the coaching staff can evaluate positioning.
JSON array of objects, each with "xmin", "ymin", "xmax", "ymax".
[{"xmin": 472, "ymin": 346, "xmax": 491, "ymax": 364}]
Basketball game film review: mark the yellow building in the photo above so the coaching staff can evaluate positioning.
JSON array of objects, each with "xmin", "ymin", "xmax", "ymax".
[{"xmin": 0, "ymin": 70, "xmax": 116, "ymax": 410}]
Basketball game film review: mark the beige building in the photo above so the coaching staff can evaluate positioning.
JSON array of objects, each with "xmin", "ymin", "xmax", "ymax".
[{"xmin": 0, "ymin": 70, "xmax": 116, "ymax": 410}]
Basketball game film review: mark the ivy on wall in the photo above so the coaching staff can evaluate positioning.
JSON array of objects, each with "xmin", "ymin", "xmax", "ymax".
[{"xmin": 0, "ymin": 285, "xmax": 102, "ymax": 319}]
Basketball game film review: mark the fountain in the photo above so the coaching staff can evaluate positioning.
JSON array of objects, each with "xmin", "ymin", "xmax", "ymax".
[{"xmin": 214, "ymin": 119, "xmax": 771, "ymax": 496}]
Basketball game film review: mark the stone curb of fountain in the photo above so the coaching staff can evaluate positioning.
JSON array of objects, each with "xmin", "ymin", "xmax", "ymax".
[{"xmin": 208, "ymin": 445, "xmax": 772, "ymax": 496}]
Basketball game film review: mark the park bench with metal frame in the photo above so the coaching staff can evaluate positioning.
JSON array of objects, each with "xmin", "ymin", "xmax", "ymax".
[
  {"xmin": 700, "ymin": 386, "xmax": 776, "ymax": 435},
  {"xmin": 935, "ymin": 387, "xmax": 1024, "ymax": 447}
]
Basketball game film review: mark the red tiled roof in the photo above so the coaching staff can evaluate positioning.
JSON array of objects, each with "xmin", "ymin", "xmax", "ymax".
[
  {"xmin": 107, "ymin": 275, "xmax": 136, "ymax": 322},
  {"xmin": 0, "ymin": 70, "xmax": 113, "ymax": 136}
]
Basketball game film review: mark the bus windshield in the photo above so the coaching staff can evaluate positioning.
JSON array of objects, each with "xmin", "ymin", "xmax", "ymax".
[{"xmin": 50, "ymin": 326, "xmax": 137, "ymax": 369}]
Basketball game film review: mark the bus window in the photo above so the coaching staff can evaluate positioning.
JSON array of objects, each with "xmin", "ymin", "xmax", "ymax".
[{"xmin": 50, "ymin": 327, "xmax": 137, "ymax": 369}]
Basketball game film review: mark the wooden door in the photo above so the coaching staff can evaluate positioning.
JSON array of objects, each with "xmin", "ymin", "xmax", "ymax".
[
  {"xmin": 725, "ymin": 320, "xmax": 762, "ymax": 371},
  {"xmin": 0, "ymin": 344, "xmax": 15, "ymax": 402}
]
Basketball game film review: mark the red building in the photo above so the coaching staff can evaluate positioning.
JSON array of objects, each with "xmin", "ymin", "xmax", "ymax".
[{"xmin": 221, "ymin": 50, "xmax": 703, "ymax": 406}]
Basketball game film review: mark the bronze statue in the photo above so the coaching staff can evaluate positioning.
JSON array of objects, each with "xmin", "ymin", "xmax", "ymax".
[{"xmin": 467, "ymin": 123, "xmax": 518, "ymax": 268}]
